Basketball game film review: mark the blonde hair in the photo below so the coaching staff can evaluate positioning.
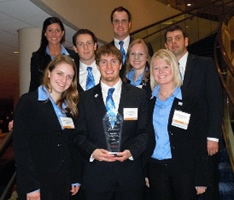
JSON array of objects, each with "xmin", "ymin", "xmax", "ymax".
[
  {"xmin": 42, "ymin": 55, "xmax": 79, "ymax": 118},
  {"xmin": 150, "ymin": 49, "xmax": 181, "ymax": 90},
  {"xmin": 124, "ymin": 39, "xmax": 150, "ymax": 83}
]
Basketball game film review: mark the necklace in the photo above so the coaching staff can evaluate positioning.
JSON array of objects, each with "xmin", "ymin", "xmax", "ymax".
[{"xmin": 159, "ymin": 89, "xmax": 173, "ymax": 100}]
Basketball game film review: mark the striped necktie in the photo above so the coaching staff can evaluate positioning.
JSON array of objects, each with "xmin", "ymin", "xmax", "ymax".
[
  {"xmin": 119, "ymin": 41, "xmax": 126, "ymax": 65},
  {"xmin": 86, "ymin": 67, "xmax": 95, "ymax": 90},
  {"xmin": 106, "ymin": 88, "xmax": 116, "ymax": 128}
]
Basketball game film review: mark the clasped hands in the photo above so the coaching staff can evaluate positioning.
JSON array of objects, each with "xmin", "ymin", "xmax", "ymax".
[{"xmin": 92, "ymin": 149, "xmax": 132, "ymax": 162}]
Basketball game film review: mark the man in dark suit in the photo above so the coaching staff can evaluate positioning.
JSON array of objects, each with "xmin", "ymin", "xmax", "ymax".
[
  {"xmin": 74, "ymin": 44, "xmax": 149, "ymax": 200},
  {"xmin": 165, "ymin": 25, "xmax": 223, "ymax": 200},
  {"xmin": 109, "ymin": 6, "xmax": 153, "ymax": 79},
  {"xmin": 73, "ymin": 29, "xmax": 100, "ymax": 93}
]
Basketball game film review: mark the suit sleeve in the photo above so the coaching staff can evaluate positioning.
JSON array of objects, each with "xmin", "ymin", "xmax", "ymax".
[
  {"xmin": 13, "ymin": 94, "xmax": 40, "ymax": 194},
  {"xmin": 205, "ymin": 57, "xmax": 223, "ymax": 139}
]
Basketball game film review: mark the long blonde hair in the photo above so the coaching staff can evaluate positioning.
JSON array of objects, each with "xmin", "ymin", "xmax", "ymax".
[
  {"xmin": 150, "ymin": 49, "xmax": 181, "ymax": 90},
  {"xmin": 42, "ymin": 55, "xmax": 79, "ymax": 118}
]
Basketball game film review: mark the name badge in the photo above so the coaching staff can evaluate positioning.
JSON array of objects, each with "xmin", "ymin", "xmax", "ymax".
[
  {"xmin": 123, "ymin": 108, "xmax": 138, "ymax": 120},
  {"xmin": 60, "ymin": 117, "xmax": 75, "ymax": 129},
  {"xmin": 171, "ymin": 110, "xmax": 191, "ymax": 130}
]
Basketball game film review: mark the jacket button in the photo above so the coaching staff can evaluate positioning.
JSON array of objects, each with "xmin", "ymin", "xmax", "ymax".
[{"xmin": 57, "ymin": 144, "xmax": 62, "ymax": 147}]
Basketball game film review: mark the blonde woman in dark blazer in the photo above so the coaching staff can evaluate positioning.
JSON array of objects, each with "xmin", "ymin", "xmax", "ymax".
[{"xmin": 146, "ymin": 49, "xmax": 208, "ymax": 200}]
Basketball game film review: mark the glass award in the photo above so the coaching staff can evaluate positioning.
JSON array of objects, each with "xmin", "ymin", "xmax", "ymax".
[{"xmin": 103, "ymin": 112, "xmax": 123, "ymax": 155}]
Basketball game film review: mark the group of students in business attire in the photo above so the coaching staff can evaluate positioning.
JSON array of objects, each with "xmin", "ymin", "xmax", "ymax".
[{"xmin": 12, "ymin": 5, "xmax": 223, "ymax": 200}]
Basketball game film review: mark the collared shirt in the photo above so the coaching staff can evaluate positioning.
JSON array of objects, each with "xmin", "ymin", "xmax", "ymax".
[
  {"xmin": 151, "ymin": 85, "xmax": 182, "ymax": 160},
  {"xmin": 46, "ymin": 44, "xmax": 69, "ymax": 60},
  {"xmin": 114, "ymin": 35, "xmax": 130, "ymax": 53},
  {"xmin": 101, "ymin": 79, "xmax": 122, "ymax": 113},
  {"xmin": 126, "ymin": 66, "xmax": 148, "ymax": 88},
  {"xmin": 38, "ymin": 85, "xmax": 67, "ymax": 129},
  {"xmin": 178, "ymin": 51, "xmax": 188, "ymax": 79},
  {"xmin": 79, "ymin": 60, "xmax": 100, "ymax": 91}
]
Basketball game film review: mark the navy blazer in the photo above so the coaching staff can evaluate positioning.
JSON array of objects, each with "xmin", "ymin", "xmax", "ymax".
[
  {"xmin": 74, "ymin": 83, "xmax": 149, "ymax": 192},
  {"xmin": 182, "ymin": 53, "xmax": 223, "ymax": 139},
  {"xmin": 147, "ymin": 93, "xmax": 208, "ymax": 186},
  {"xmin": 13, "ymin": 90, "xmax": 80, "ymax": 194}
]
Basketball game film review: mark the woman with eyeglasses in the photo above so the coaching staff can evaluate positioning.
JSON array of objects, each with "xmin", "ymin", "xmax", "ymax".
[{"xmin": 124, "ymin": 39, "xmax": 151, "ymax": 98}]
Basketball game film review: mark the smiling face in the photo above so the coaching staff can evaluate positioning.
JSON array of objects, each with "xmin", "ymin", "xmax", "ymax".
[
  {"xmin": 97, "ymin": 54, "xmax": 122, "ymax": 86},
  {"xmin": 73, "ymin": 33, "xmax": 97, "ymax": 65},
  {"xmin": 44, "ymin": 23, "xmax": 64, "ymax": 46},
  {"xmin": 129, "ymin": 43, "xmax": 148, "ymax": 72},
  {"xmin": 152, "ymin": 57, "xmax": 174, "ymax": 87},
  {"xmin": 165, "ymin": 30, "xmax": 188, "ymax": 60},
  {"xmin": 48, "ymin": 62, "xmax": 74, "ymax": 100},
  {"xmin": 112, "ymin": 11, "xmax": 131, "ymax": 41}
]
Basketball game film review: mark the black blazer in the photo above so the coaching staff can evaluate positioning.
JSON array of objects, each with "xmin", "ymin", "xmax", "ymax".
[
  {"xmin": 182, "ymin": 53, "xmax": 223, "ymax": 139},
  {"xmin": 147, "ymin": 93, "xmax": 208, "ymax": 186},
  {"xmin": 13, "ymin": 90, "xmax": 80, "ymax": 194},
  {"xmin": 29, "ymin": 48, "xmax": 79, "ymax": 92},
  {"xmin": 74, "ymin": 83, "xmax": 149, "ymax": 192}
]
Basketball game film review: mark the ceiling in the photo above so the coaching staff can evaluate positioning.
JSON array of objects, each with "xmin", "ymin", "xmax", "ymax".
[{"xmin": 0, "ymin": 0, "xmax": 76, "ymax": 96}]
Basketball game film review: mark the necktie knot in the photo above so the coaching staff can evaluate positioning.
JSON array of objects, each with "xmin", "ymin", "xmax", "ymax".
[
  {"xmin": 119, "ymin": 41, "xmax": 124, "ymax": 46},
  {"xmin": 108, "ymin": 88, "xmax": 115, "ymax": 97},
  {"xmin": 86, "ymin": 66, "xmax": 95, "ymax": 90}
]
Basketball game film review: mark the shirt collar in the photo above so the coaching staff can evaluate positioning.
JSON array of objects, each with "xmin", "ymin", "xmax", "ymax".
[
  {"xmin": 114, "ymin": 35, "xmax": 130, "ymax": 49},
  {"xmin": 151, "ymin": 85, "xmax": 182, "ymax": 100},
  {"xmin": 126, "ymin": 67, "xmax": 148, "ymax": 86},
  {"xmin": 46, "ymin": 44, "xmax": 69, "ymax": 59},
  {"xmin": 38, "ymin": 85, "xmax": 67, "ymax": 109},
  {"xmin": 101, "ymin": 78, "xmax": 122, "ymax": 95}
]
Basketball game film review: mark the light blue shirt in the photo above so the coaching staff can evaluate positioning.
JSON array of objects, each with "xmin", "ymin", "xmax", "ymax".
[
  {"xmin": 151, "ymin": 85, "xmax": 182, "ymax": 160},
  {"xmin": 38, "ymin": 85, "xmax": 67, "ymax": 129},
  {"xmin": 46, "ymin": 44, "xmax": 69, "ymax": 59},
  {"xmin": 126, "ymin": 66, "xmax": 148, "ymax": 87}
]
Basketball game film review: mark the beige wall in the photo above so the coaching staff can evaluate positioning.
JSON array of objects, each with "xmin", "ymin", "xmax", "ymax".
[{"xmin": 32, "ymin": 0, "xmax": 179, "ymax": 43}]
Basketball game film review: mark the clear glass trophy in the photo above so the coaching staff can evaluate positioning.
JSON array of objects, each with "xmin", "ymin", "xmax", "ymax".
[{"xmin": 103, "ymin": 112, "xmax": 123, "ymax": 155}]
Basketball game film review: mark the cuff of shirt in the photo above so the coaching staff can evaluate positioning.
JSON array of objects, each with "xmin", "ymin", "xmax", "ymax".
[
  {"xmin": 207, "ymin": 137, "xmax": 219, "ymax": 142},
  {"xmin": 72, "ymin": 183, "xmax": 81, "ymax": 187}
]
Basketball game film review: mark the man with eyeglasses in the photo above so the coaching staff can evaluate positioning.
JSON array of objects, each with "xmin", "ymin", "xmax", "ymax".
[
  {"xmin": 109, "ymin": 6, "xmax": 153, "ymax": 79},
  {"xmin": 74, "ymin": 44, "xmax": 149, "ymax": 200},
  {"xmin": 73, "ymin": 29, "xmax": 100, "ymax": 92}
]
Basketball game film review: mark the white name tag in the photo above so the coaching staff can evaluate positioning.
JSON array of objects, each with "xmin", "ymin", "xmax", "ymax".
[
  {"xmin": 60, "ymin": 117, "xmax": 75, "ymax": 129},
  {"xmin": 171, "ymin": 110, "xmax": 191, "ymax": 130},
  {"xmin": 123, "ymin": 108, "xmax": 138, "ymax": 120}
]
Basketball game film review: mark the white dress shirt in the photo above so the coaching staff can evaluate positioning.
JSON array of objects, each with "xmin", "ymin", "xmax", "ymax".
[{"xmin": 114, "ymin": 35, "xmax": 130, "ymax": 53}]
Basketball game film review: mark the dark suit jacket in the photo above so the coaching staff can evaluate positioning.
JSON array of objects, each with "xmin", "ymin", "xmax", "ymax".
[
  {"xmin": 109, "ymin": 37, "xmax": 154, "ymax": 79},
  {"xmin": 13, "ymin": 90, "xmax": 80, "ymax": 194},
  {"xmin": 147, "ymin": 93, "xmax": 208, "ymax": 186},
  {"xmin": 182, "ymin": 53, "xmax": 223, "ymax": 139},
  {"xmin": 74, "ymin": 83, "xmax": 149, "ymax": 192},
  {"xmin": 29, "ymin": 48, "xmax": 79, "ymax": 92}
]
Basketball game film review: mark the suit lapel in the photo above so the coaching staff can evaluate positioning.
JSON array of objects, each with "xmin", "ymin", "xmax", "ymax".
[{"xmin": 93, "ymin": 84, "xmax": 107, "ymax": 117}]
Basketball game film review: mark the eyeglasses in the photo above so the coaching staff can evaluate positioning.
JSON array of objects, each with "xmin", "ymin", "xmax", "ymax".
[
  {"xmin": 76, "ymin": 41, "xmax": 94, "ymax": 48},
  {"xmin": 112, "ymin": 19, "xmax": 129, "ymax": 25},
  {"xmin": 129, "ymin": 52, "xmax": 146, "ymax": 59}
]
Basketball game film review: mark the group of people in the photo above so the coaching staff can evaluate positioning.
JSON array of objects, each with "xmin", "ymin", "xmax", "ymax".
[{"xmin": 12, "ymin": 5, "xmax": 223, "ymax": 200}]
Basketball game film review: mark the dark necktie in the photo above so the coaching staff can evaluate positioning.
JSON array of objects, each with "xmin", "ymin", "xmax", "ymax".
[
  {"xmin": 106, "ymin": 88, "xmax": 116, "ymax": 127},
  {"xmin": 119, "ymin": 41, "xmax": 126, "ymax": 65},
  {"xmin": 86, "ymin": 67, "xmax": 95, "ymax": 90}
]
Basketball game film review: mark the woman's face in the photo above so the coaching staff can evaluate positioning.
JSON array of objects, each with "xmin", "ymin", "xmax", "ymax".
[
  {"xmin": 48, "ymin": 62, "xmax": 74, "ymax": 98},
  {"xmin": 152, "ymin": 57, "xmax": 174, "ymax": 86},
  {"xmin": 44, "ymin": 23, "xmax": 64, "ymax": 45},
  {"xmin": 129, "ymin": 43, "xmax": 148, "ymax": 71}
]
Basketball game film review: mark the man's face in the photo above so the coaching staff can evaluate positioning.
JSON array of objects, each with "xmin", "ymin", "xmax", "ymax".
[
  {"xmin": 97, "ymin": 54, "xmax": 122, "ymax": 86},
  {"xmin": 112, "ymin": 11, "xmax": 131, "ymax": 41},
  {"xmin": 73, "ymin": 34, "xmax": 97, "ymax": 64},
  {"xmin": 165, "ymin": 30, "xmax": 188, "ymax": 60}
]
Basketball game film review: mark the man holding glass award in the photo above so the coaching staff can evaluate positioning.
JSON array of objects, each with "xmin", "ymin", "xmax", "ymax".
[{"xmin": 74, "ymin": 44, "xmax": 149, "ymax": 200}]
